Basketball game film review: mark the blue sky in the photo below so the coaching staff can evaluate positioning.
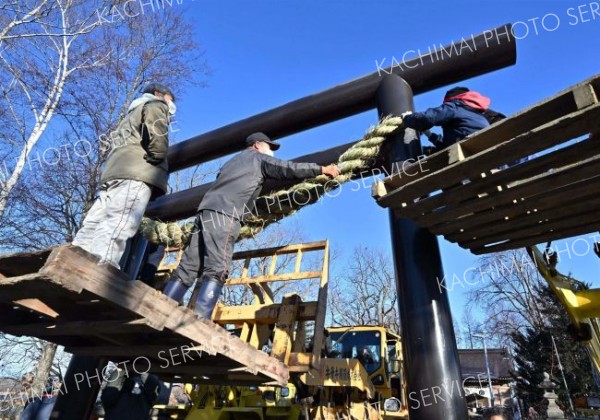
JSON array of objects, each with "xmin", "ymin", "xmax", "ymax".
[{"xmin": 167, "ymin": 1, "xmax": 600, "ymax": 326}]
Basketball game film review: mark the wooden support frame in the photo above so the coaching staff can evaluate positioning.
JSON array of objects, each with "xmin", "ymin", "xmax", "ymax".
[{"xmin": 209, "ymin": 240, "xmax": 330, "ymax": 370}]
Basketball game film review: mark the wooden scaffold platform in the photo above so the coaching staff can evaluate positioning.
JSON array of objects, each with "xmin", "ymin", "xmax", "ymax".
[
  {"xmin": 0, "ymin": 244, "xmax": 309, "ymax": 386},
  {"xmin": 373, "ymin": 74, "xmax": 600, "ymax": 254}
]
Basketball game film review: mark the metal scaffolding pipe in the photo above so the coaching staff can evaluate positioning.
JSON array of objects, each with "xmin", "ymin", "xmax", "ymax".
[{"xmin": 168, "ymin": 24, "xmax": 515, "ymax": 171}]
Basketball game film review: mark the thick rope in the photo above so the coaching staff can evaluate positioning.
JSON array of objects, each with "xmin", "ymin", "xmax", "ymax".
[{"xmin": 140, "ymin": 116, "xmax": 403, "ymax": 247}]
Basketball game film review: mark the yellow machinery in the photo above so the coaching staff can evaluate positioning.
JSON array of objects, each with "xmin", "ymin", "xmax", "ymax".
[
  {"xmin": 527, "ymin": 246, "xmax": 600, "ymax": 374},
  {"xmin": 152, "ymin": 241, "xmax": 408, "ymax": 419}
]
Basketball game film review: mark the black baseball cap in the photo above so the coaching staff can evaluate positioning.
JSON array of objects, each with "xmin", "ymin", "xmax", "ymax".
[{"xmin": 246, "ymin": 132, "xmax": 280, "ymax": 151}]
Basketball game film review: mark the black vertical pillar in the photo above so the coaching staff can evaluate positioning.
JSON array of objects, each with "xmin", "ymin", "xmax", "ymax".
[
  {"xmin": 377, "ymin": 74, "xmax": 467, "ymax": 419},
  {"xmin": 52, "ymin": 356, "xmax": 107, "ymax": 420}
]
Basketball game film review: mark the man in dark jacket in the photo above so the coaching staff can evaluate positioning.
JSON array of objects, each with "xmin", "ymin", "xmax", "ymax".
[
  {"xmin": 402, "ymin": 86, "xmax": 491, "ymax": 151},
  {"xmin": 73, "ymin": 83, "xmax": 175, "ymax": 267},
  {"xmin": 162, "ymin": 132, "xmax": 340, "ymax": 318},
  {"xmin": 101, "ymin": 369, "xmax": 164, "ymax": 420}
]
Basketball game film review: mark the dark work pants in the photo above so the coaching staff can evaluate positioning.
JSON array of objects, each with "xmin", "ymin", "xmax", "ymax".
[
  {"xmin": 20, "ymin": 396, "xmax": 56, "ymax": 420},
  {"xmin": 170, "ymin": 210, "xmax": 241, "ymax": 287}
]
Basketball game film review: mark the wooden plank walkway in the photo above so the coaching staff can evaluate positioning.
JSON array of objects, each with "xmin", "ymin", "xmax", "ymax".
[
  {"xmin": 373, "ymin": 74, "xmax": 600, "ymax": 254},
  {"xmin": 0, "ymin": 245, "xmax": 288, "ymax": 385}
]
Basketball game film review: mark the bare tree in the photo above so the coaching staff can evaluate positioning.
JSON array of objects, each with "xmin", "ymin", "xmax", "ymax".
[
  {"xmin": 223, "ymin": 222, "xmax": 313, "ymax": 306},
  {"xmin": 0, "ymin": 2, "xmax": 208, "ymax": 249},
  {"xmin": 465, "ymin": 248, "xmax": 546, "ymax": 347},
  {"xmin": 0, "ymin": 0, "xmax": 208, "ymax": 393},
  {"xmin": 453, "ymin": 305, "xmax": 485, "ymax": 349},
  {"xmin": 0, "ymin": 0, "xmax": 208, "ymax": 221},
  {"xmin": 328, "ymin": 246, "xmax": 400, "ymax": 334}
]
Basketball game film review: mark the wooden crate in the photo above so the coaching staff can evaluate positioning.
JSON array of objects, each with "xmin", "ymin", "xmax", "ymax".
[{"xmin": 373, "ymin": 74, "xmax": 600, "ymax": 254}]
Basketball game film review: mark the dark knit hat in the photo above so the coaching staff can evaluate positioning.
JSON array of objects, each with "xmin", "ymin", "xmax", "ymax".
[
  {"xmin": 143, "ymin": 83, "xmax": 175, "ymax": 101},
  {"xmin": 444, "ymin": 86, "xmax": 469, "ymax": 100}
]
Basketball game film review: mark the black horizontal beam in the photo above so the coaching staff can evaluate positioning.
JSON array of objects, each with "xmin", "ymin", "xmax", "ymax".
[
  {"xmin": 146, "ymin": 141, "xmax": 358, "ymax": 221},
  {"xmin": 167, "ymin": 24, "xmax": 516, "ymax": 172}
]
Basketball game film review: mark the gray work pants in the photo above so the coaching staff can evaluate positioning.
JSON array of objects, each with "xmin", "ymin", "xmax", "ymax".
[
  {"xmin": 73, "ymin": 179, "xmax": 151, "ymax": 267},
  {"xmin": 170, "ymin": 210, "xmax": 241, "ymax": 287}
]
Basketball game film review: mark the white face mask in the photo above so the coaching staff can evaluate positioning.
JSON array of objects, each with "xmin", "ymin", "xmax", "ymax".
[
  {"xmin": 167, "ymin": 100, "xmax": 176, "ymax": 116},
  {"xmin": 256, "ymin": 142, "xmax": 274, "ymax": 157}
]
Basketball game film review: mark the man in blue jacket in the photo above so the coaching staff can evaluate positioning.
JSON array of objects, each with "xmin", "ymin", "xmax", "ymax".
[
  {"xmin": 162, "ymin": 132, "xmax": 340, "ymax": 318},
  {"xmin": 402, "ymin": 86, "xmax": 491, "ymax": 152}
]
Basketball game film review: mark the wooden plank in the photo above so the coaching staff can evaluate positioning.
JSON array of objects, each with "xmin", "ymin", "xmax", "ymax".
[
  {"xmin": 463, "ymin": 207, "xmax": 600, "ymax": 250},
  {"xmin": 288, "ymin": 352, "xmax": 312, "ymax": 372},
  {"xmin": 292, "ymin": 321, "xmax": 306, "ymax": 353},
  {"xmin": 268, "ymin": 254, "xmax": 278, "ymax": 276},
  {"xmin": 415, "ymin": 154, "xmax": 600, "ymax": 228},
  {"xmin": 383, "ymin": 146, "xmax": 458, "ymax": 191},
  {"xmin": 231, "ymin": 241, "xmax": 327, "ymax": 260},
  {"xmin": 13, "ymin": 298, "xmax": 59, "ymax": 318},
  {"xmin": 0, "ymin": 319, "xmax": 152, "ymax": 337},
  {"xmin": 271, "ymin": 295, "xmax": 300, "ymax": 363},
  {"xmin": 311, "ymin": 241, "xmax": 329, "ymax": 367},
  {"xmin": 162, "ymin": 310, "xmax": 288, "ymax": 384},
  {"xmin": 452, "ymin": 193, "xmax": 600, "ymax": 246},
  {"xmin": 401, "ymin": 136, "xmax": 600, "ymax": 219},
  {"xmin": 37, "ymin": 246, "xmax": 288, "ymax": 385},
  {"xmin": 0, "ymin": 248, "xmax": 52, "ymax": 277},
  {"xmin": 213, "ymin": 302, "xmax": 317, "ymax": 324},
  {"xmin": 41, "ymin": 245, "xmax": 174, "ymax": 330},
  {"xmin": 294, "ymin": 249, "xmax": 302, "ymax": 273},
  {"xmin": 447, "ymin": 142, "xmax": 466, "ymax": 165},
  {"xmin": 383, "ymin": 75, "xmax": 600, "ymax": 191},
  {"xmin": 371, "ymin": 180, "xmax": 388, "ymax": 200},
  {"xmin": 431, "ymin": 175, "xmax": 600, "ymax": 236},
  {"xmin": 0, "ymin": 276, "xmax": 134, "ymax": 322},
  {"xmin": 472, "ymin": 219, "xmax": 600, "ymax": 254},
  {"xmin": 226, "ymin": 271, "xmax": 322, "ymax": 285},
  {"xmin": 379, "ymin": 103, "xmax": 600, "ymax": 208},
  {"xmin": 573, "ymin": 83, "xmax": 599, "ymax": 109},
  {"xmin": 65, "ymin": 344, "xmax": 200, "ymax": 357}
]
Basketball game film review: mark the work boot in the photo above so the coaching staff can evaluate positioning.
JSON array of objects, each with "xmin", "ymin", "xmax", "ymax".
[
  {"xmin": 162, "ymin": 279, "xmax": 188, "ymax": 303},
  {"xmin": 194, "ymin": 277, "xmax": 223, "ymax": 320}
]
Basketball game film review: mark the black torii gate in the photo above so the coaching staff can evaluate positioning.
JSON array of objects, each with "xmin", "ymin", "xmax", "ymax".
[{"xmin": 54, "ymin": 24, "xmax": 516, "ymax": 420}]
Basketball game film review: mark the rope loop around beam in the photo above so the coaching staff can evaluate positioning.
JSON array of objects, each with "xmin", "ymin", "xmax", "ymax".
[{"xmin": 140, "ymin": 115, "xmax": 404, "ymax": 247}]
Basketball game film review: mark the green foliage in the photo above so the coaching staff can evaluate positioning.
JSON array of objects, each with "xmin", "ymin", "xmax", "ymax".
[{"xmin": 511, "ymin": 284, "xmax": 597, "ymax": 416}]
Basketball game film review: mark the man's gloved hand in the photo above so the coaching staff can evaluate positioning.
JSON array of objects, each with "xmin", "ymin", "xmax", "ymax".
[{"xmin": 400, "ymin": 111, "xmax": 412, "ymax": 119}]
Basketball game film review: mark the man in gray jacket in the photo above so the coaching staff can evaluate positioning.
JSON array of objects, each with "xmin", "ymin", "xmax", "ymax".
[
  {"xmin": 73, "ymin": 83, "xmax": 176, "ymax": 267},
  {"xmin": 162, "ymin": 132, "xmax": 340, "ymax": 318}
]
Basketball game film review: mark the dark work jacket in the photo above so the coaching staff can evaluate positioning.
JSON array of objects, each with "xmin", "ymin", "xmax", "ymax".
[
  {"xmin": 101, "ymin": 371, "xmax": 162, "ymax": 420},
  {"xmin": 198, "ymin": 149, "xmax": 322, "ymax": 220},
  {"xmin": 101, "ymin": 96, "xmax": 170, "ymax": 198},
  {"xmin": 402, "ymin": 100, "xmax": 489, "ymax": 149}
]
